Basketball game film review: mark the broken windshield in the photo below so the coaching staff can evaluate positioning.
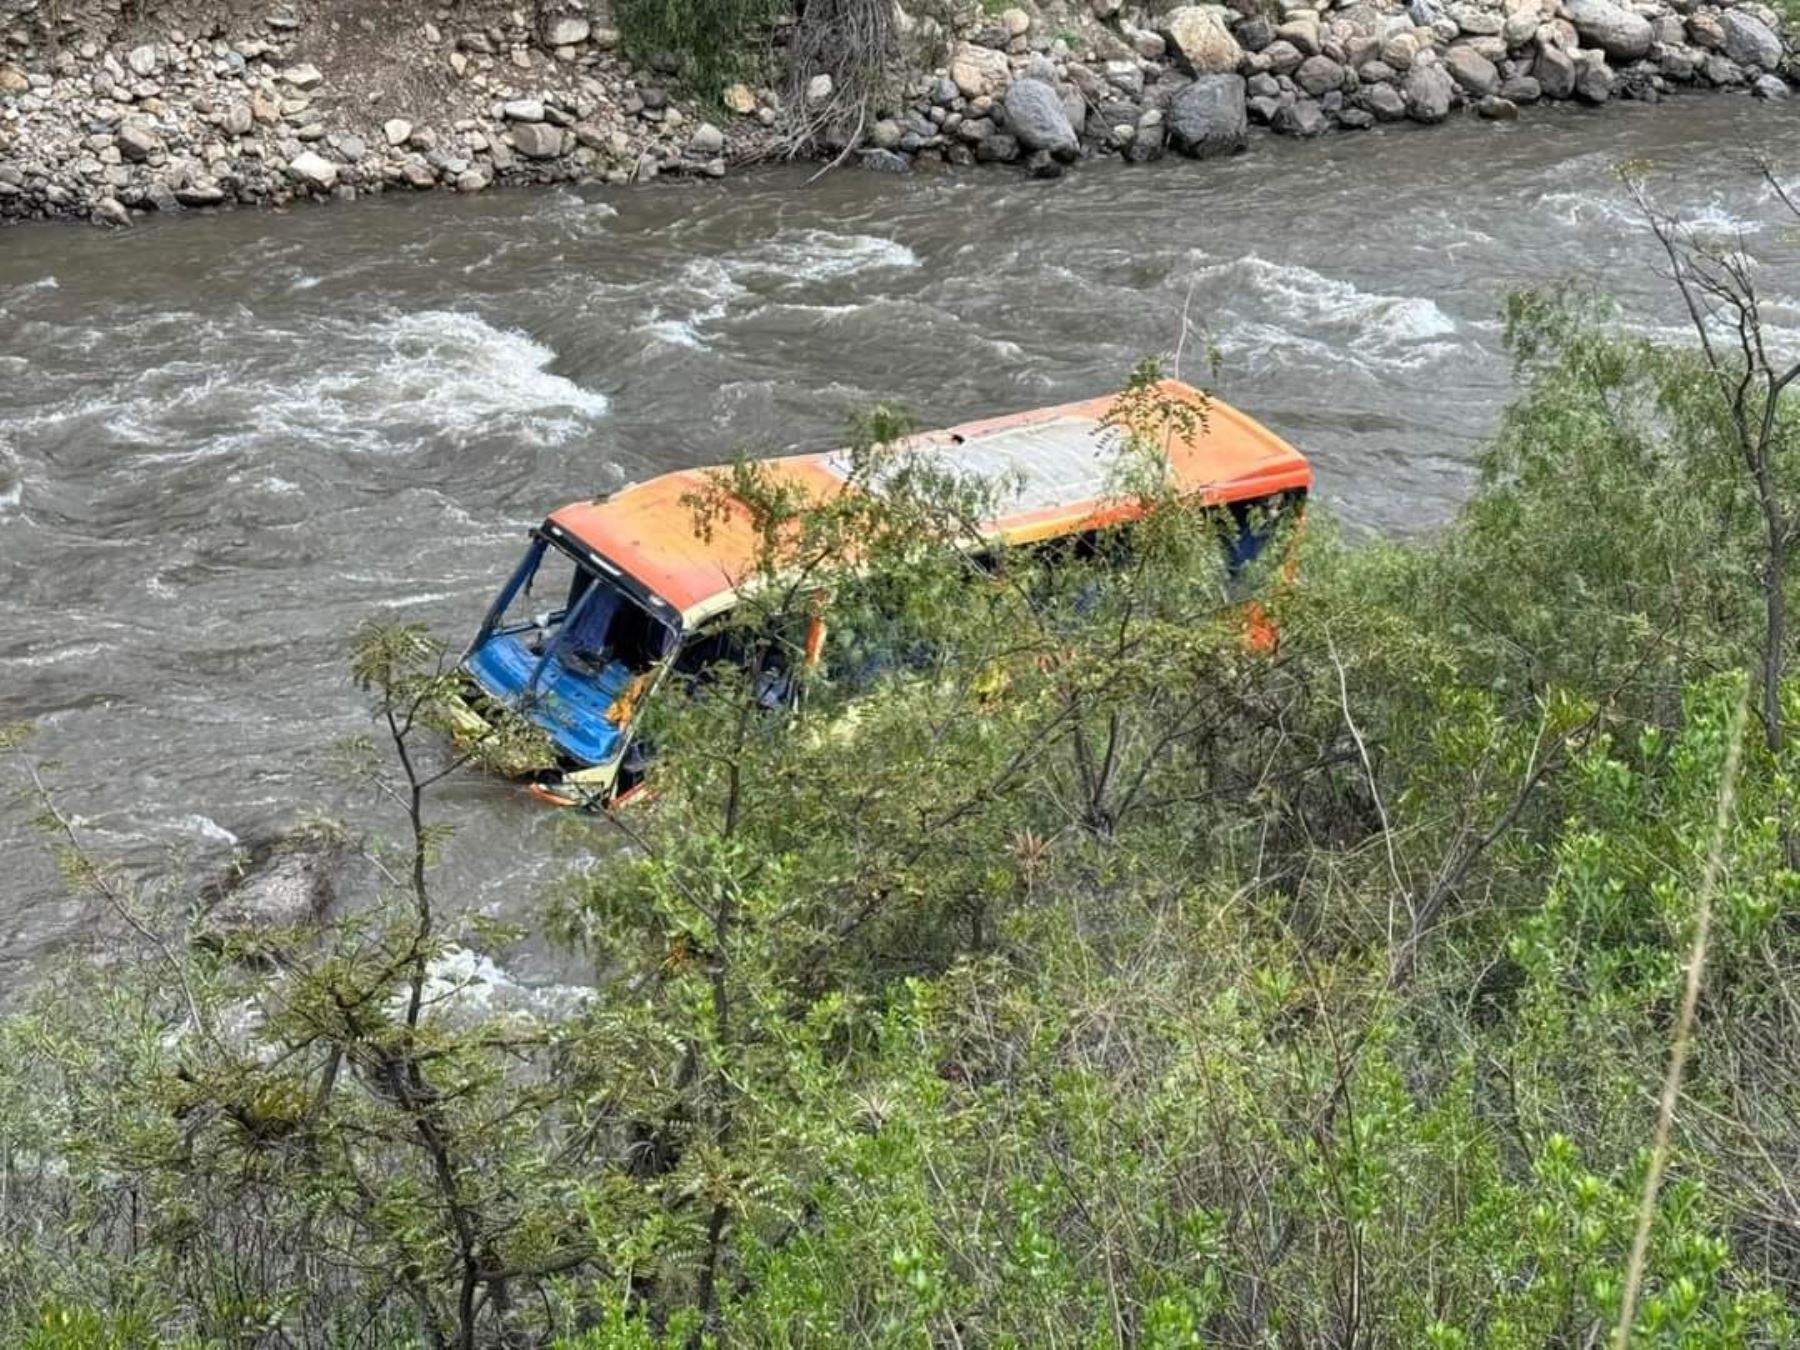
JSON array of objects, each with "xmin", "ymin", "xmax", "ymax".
[{"xmin": 484, "ymin": 534, "xmax": 677, "ymax": 676}]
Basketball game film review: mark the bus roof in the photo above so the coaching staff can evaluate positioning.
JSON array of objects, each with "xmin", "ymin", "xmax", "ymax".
[{"xmin": 547, "ymin": 380, "xmax": 1312, "ymax": 624}]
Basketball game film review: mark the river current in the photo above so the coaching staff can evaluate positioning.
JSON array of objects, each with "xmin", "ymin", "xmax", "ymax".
[{"xmin": 3, "ymin": 95, "xmax": 1798, "ymax": 992}]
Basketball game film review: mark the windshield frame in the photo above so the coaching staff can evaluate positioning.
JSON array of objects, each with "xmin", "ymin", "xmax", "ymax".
[
  {"xmin": 475, "ymin": 524, "xmax": 684, "ymax": 647},
  {"xmin": 537, "ymin": 520, "xmax": 682, "ymax": 631}
]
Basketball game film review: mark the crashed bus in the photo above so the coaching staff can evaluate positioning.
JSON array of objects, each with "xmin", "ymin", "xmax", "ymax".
[{"xmin": 442, "ymin": 380, "xmax": 1312, "ymax": 807}]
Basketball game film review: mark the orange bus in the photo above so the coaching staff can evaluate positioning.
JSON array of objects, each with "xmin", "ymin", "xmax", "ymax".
[{"xmin": 442, "ymin": 380, "xmax": 1311, "ymax": 807}]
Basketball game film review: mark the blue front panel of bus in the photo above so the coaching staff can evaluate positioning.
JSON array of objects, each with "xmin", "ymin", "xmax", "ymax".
[{"xmin": 464, "ymin": 634, "xmax": 630, "ymax": 767}]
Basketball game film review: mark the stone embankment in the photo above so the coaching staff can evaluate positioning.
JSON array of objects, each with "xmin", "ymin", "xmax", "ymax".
[
  {"xmin": 0, "ymin": 0, "xmax": 1793, "ymax": 224},
  {"xmin": 869, "ymin": 0, "xmax": 1796, "ymax": 177},
  {"xmin": 0, "ymin": 1, "xmax": 780, "ymax": 225}
]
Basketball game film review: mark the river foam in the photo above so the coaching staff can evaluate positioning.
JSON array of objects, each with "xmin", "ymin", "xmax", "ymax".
[
  {"xmin": 1193, "ymin": 255, "xmax": 1461, "ymax": 376},
  {"xmin": 12, "ymin": 308, "xmax": 612, "ymax": 466},
  {"xmin": 639, "ymin": 228, "xmax": 920, "ymax": 349}
]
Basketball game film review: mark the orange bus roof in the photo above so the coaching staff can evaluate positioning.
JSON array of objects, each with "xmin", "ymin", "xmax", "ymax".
[{"xmin": 547, "ymin": 380, "xmax": 1312, "ymax": 621}]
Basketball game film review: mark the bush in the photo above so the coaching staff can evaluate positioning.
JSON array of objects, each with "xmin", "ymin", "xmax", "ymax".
[{"xmin": 4, "ymin": 307, "xmax": 1799, "ymax": 1345}]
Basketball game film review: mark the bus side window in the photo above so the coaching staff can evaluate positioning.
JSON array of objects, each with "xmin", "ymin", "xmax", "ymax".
[
  {"xmin": 674, "ymin": 609, "xmax": 805, "ymax": 709},
  {"xmin": 1222, "ymin": 492, "xmax": 1297, "ymax": 577}
]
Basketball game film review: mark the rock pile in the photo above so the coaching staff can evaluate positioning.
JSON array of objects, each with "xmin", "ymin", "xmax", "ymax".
[
  {"xmin": 856, "ymin": 0, "xmax": 1793, "ymax": 174},
  {"xmin": 0, "ymin": 2, "xmax": 780, "ymax": 225},
  {"xmin": 0, "ymin": 0, "xmax": 1792, "ymax": 222}
]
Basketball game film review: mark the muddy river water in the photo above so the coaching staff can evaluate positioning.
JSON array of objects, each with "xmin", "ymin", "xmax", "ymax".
[{"xmin": 3, "ymin": 95, "xmax": 1798, "ymax": 992}]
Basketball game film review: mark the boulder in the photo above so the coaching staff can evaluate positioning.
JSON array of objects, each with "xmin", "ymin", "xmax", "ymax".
[
  {"xmin": 723, "ymin": 82, "xmax": 758, "ymax": 114},
  {"xmin": 1477, "ymin": 92, "xmax": 1520, "ymax": 116},
  {"xmin": 1277, "ymin": 17, "xmax": 1322, "ymax": 54},
  {"xmin": 1104, "ymin": 59, "xmax": 1146, "ymax": 97},
  {"xmin": 691, "ymin": 122, "xmax": 725, "ymax": 154},
  {"xmin": 1404, "ymin": 60, "xmax": 1456, "ymax": 119},
  {"xmin": 175, "ymin": 182, "xmax": 227, "ymax": 206},
  {"xmin": 116, "ymin": 121, "xmax": 164, "ymax": 162},
  {"xmin": 512, "ymin": 122, "xmax": 566, "ymax": 158},
  {"xmin": 1753, "ymin": 72, "xmax": 1789, "ymax": 98},
  {"xmin": 383, "ymin": 118, "xmax": 413, "ymax": 146},
  {"xmin": 0, "ymin": 64, "xmax": 26, "ymax": 95},
  {"xmin": 1362, "ymin": 81, "xmax": 1409, "ymax": 118},
  {"xmin": 1295, "ymin": 53, "xmax": 1347, "ymax": 93},
  {"xmin": 1237, "ymin": 16, "xmax": 1276, "ymax": 50},
  {"xmin": 196, "ymin": 830, "xmax": 354, "ymax": 954},
  {"xmin": 859, "ymin": 148, "xmax": 912, "ymax": 172},
  {"xmin": 1687, "ymin": 12, "xmax": 1725, "ymax": 49},
  {"xmin": 287, "ymin": 149, "xmax": 338, "ymax": 188},
  {"xmin": 1123, "ymin": 118, "xmax": 1165, "ymax": 161},
  {"xmin": 1500, "ymin": 73, "xmax": 1543, "ymax": 100},
  {"xmin": 1575, "ymin": 57, "xmax": 1613, "ymax": 101},
  {"xmin": 503, "ymin": 98, "xmax": 546, "ymax": 122},
  {"xmin": 1002, "ymin": 78, "xmax": 1080, "ymax": 159},
  {"xmin": 1381, "ymin": 29, "xmax": 1421, "ymax": 68},
  {"xmin": 1166, "ymin": 73, "xmax": 1248, "ymax": 156},
  {"xmin": 1721, "ymin": 11, "xmax": 1783, "ymax": 70},
  {"xmin": 1266, "ymin": 39, "xmax": 1309, "ymax": 74},
  {"xmin": 127, "ymin": 44, "xmax": 159, "ymax": 76},
  {"xmin": 544, "ymin": 15, "xmax": 591, "ymax": 45},
  {"xmin": 950, "ymin": 40, "xmax": 1010, "ymax": 98},
  {"xmin": 1702, "ymin": 52, "xmax": 1745, "ymax": 84},
  {"xmin": 1560, "ymin": 0, "xmax": 1652, "ymax": 60},
  {"xmin": 1272, "ymin": 97, "xmax": 1329, "ymax": 133},
  {"xmin": 282, "ymin": 62, "xmax": 324, "ymax": 89},
  {"xmin": 1026, "ymin": 147, "xmax": 1064, "ymax": 178},
  {"xmin": 1535, "ymin": 42, "xmax": 1576, "ymax": 97},
  {"xmin": 1451, "ymin": 5, "xmax": 1504, "ymax": 35},
  {"xmin": 1504, "ymin": 11, "xmax": 1540, "ymax": 46},
  {"xmin": 977, "ymin": 131, "xmax": 1022, "ymax": 161},
  {"xmin": 1444, "ymin": 44, "xmax": 1501, "ymax": 93},
  {"xmin": 1161, "ymin": 6, "xmax": 1245, "ymax": 75}
]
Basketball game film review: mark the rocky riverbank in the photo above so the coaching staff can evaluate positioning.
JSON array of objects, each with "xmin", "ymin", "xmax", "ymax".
[
  {"xmin": 868, "ymin": 0, "xmax": 1796, "ymax": 178},
  {"xmin": 0, "ymin": 0, "xmax": 1793, "ymax": 225}
]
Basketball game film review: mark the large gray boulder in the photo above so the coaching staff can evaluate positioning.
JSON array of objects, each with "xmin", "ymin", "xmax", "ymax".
[
  {"xmin": 1404, "ymin": 61, "xmax": 1457, "ymax": 119},
  {"xmin": 1444, "ymin": 45, "xmax": 1501, "ymax": 94},
  {"xmin": 1161, "ymin": 6, "xmax": 1245, "ymax": 75},
  {"xmin": 116, "ymin": 121, "xmax": 164, "ymax": 163},
  {"xmin": 1535, "ymin": 42, "xmax": 1577, "ymax": 98},
  {"xmin": 1295, "ymin": 54, "xmax": 1347, "ymax": 94},
  {"xmin": 197, "ymin": 827, "xmax": 358, "ymax": 956},
  {"xmin": 1166, "ymin": 73, "xmax": 1248, "ymax": 156},
  {"xmin": 1561, "ymin": 0, "xmax": 1653, "ymax": 60},
  {"xmin": 1574, "ymin": 57, "xmax": 1614, "ymax": 101},
  {"xmin": 512, "ymin": 122, "xmax": 567, "ymax": 159},
  {"xmin": 1272, "ymin": 98, "xmax": 1329, "ymax": 134},
  {"xmin": 1361, "ymin": 81, "xmax": 1409, "ymax": 119},
  {"xmin": 1261, "ymin": 38, "xmax": 1306, "ymax": 73},
  {"xmin": 1721, "ymin": 10, "xmax": 1783, "ymax": 70},
  {"xmin": 1002, "ymin": 77, "xmax": 1080, "ymax": 160}
]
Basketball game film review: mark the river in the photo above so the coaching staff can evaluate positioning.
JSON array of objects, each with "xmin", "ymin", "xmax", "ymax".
[{"xmin": 2, "ymin": 94, "xmax": 1797, "ymax": 993}]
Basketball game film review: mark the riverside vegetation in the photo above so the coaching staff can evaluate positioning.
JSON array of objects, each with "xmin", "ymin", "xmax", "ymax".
[
  {"xmin": 4, "ymin": 179, "xmax": 1800, "ymax": 1347},
  {"xmin": 0, "ymin": 0, "xmax": 1794, "ymax": 223}
]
